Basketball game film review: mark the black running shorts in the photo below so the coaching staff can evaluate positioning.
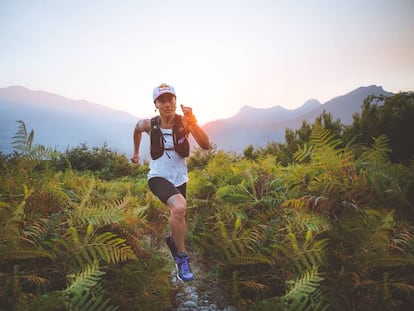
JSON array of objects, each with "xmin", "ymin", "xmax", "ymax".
[{"xmin": 148, "ymin": 177, "xmax": 187, "ymax": 204}]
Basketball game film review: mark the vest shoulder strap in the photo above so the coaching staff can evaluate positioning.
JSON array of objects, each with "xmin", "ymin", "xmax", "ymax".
[
  {"xmin": 150, "ymin": 116, "xmax": 163, "ymax": 160},
  {"xmin": 151, "ymin": 116, "xmax": 160, "ymax": 130},
  {"xmin": 174, "ymin": 114, "xmax": 186, "ymax": 132}
]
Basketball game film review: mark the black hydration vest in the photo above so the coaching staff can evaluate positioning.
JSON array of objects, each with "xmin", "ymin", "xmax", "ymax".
[{"xmin": 150, "ymin": 114, "xmax": 190, "ymax": 160}]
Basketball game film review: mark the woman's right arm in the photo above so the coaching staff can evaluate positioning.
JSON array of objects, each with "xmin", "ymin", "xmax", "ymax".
[{"xmin": 131, "ymin": 119, "xmax": 150, "ymax": 164}]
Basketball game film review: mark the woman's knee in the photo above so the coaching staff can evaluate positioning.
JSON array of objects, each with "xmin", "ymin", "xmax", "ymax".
[{"xmin": 167, "ymin": 194, "xmax": 186, "ymax": 219}]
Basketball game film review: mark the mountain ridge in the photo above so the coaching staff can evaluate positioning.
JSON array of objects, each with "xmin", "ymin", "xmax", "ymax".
[
  {"xmin": 0, "ymin": 84, "xmax": 396, "ymax": 157},
  {"xmin": 203, "ymin": 85, "xmax": 393, "ymax": 152},
  {"xmin": 0, "ymin": 86, "xmax": 142, "ymax": 157}
]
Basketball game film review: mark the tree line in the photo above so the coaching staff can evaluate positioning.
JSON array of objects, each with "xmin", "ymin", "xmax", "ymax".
[{"xmin": 241, "ymin": 92, "xmax": 414, "ymax": 165}]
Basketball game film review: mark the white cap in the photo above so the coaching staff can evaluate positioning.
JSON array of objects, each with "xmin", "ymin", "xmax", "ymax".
[{"xmin": 153, "ymin": 83, "xmax": 176, "ymax": 102}]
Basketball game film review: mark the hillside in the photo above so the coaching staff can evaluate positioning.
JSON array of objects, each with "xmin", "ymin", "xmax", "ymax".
[
  {"xmin": 204, "ymin": 85, "xmax": 393, "ymax": 152},
  {"xmin": 0, "ymin": 86, "xmax": 144, "ymax": 157}
]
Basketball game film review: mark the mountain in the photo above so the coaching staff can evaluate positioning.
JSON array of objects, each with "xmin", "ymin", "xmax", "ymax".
[
  {"xmin": 0, "ymin": 86, "xmax": 145, "ymax": 157},
  {"xmin": 203, "ymin": 85, "xmax": 394, "ymax": 152},
  {"xmin": 232, "ymin": 99, "xmax": 321, "ymax": 125},
  {"xmin": 0, "ymin": 85, "xmax": 396, "ymax": 157}
]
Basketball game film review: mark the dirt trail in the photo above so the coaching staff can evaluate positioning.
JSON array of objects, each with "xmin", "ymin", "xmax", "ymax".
[{"xmin": 169, "ymin": 251, "xmax": 237, "ymax": 311}]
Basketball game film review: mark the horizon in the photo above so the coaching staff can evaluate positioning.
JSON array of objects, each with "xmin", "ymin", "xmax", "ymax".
[
  {"xmin": 1, "ymin": 1, "xmax": 413, "ymax": 124},
  {"xmin": 0, "ymin": 84, "xmax": 395, "ymax": 126},
  {"xmin": 0, "ymin": 82, "xmax": 404, "ymax": 157}
]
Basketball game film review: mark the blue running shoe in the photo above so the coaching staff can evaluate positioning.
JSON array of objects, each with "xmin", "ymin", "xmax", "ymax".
[
  {"xmin": 175, "ymin": 254, "xmax": 194, "ymax": 282},
  {"xmin": 165, "ymin": 234, "xmax": 194, "ymax": 282}
]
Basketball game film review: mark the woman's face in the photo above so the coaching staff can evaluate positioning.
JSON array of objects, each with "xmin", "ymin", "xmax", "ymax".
[{"xmin": 155, "ymin": 94, "xmax": 176, "ymax": 117}]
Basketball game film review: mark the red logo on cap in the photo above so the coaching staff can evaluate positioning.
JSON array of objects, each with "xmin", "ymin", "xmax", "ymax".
[{"xmin": 159, "ymin": 84, "xmax": 169, "ymax": 91}]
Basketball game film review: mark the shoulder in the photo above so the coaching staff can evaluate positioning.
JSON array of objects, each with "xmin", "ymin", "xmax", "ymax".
[{"xmin": 136, "ymin": 119, "xmax": 151, "ymax": 132}]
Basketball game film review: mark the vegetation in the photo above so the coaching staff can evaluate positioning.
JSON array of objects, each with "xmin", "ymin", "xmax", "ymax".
[
  {"xmin": 0, "ymin": 121, "xmax": 171, "ymax": 311},
  {"xmin": 1, "ymin": 92, "xmax": 413, "ymax": 310}
]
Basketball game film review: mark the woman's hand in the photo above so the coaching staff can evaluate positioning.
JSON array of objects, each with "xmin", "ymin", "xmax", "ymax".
[
  {"xmin": 130, "ymin": 152, "xmax": 139, "ymax": 164},
  {"xmin": 181, "ymin": 104, "xmax": 197, "ymax": 125}
]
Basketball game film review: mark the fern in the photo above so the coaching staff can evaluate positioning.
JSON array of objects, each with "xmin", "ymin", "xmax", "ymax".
[
  {"xmin": 372, "ymin": 256, "xmax": 414, "ymax": 267},
  {"xmin": 67, "ymin": 179, "xmax": 134, "ymax": 227},
  {"xmin": 22, "ymin": 218, "xmax": 49, "ymax": 247},
  {"xmin": 239, "ymin": 280, "xmax": 269, "ymax": 293},
  {"xmin": 66, "ymin": 261, "xmax": 105, "ymax": 293},
  {"xmin": 90, "ymin": 231, "xmax": 136, "ymax": 263},
  {"xmin": 68, "ymin": 285, "xmax": 119, "ymax": 311},
  {"xmin": 1, "ymin": 249, "xmax": 55, "ymax": 262},
  {"xmin": 227, "ymin": 255, "xmax": 273, "ymax": 266},
  {"xmin": 212, "ymin": 214, "xmax": 272, "ymax": 267},
  {"xmin": 296, "ymin": 124, "xmax": 354, "ymax": 174},
  {"xmin": 59, "ymin": 227, "xmax": 136, "ymax": 268},
  {"xmin": 281, "ymin": 233, "xmax": 327, "ymax": 274},
  {"xmin": 281, "ymin": 266, "xmax": 328, "ymax": 311},
  {"xmin": 282, "ymin": 197, "xmax": 306, "ymax": 210},
  {"xmin": 294, "ymin": 125, "xmax": 343, "ymax": 164},
  {"xmin": 10, "ymin": 120, "xmax": 54, "ymax": 172},
  {"xmin": 359, "ymin": 135, "xmax": 391, "ymax": 164},
  {"xmin": 392, "ymin": 226, "xmax": 414, "ymax": 254},
  {"xmin": 294, "ymin": 142, "xmax": 313, "ymax": 163},
  {"xmin": 65, "ymin": 261, "xmax": 118, "ymax": 311},
  {"xmin": 0, "ymin": 185, "xmax": 33, "ymax": 247},
  {"xmin": 76, "ymin": 177, "xmax": 96, "ymax": 208},
  {"xmin": 74, "ymin": 198, "xmax": 130, "ymax": 226},
  {"xmin": 12, "ymin": 120, "xmax": 34, "ymax": 153}
]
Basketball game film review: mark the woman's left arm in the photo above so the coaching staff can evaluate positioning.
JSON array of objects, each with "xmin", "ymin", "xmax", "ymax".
[
  {"xmin": 187, "ymin": 122, "xmax": 210, "ymax": 150},
  {"xmin": 181, "ymin": 105, "xmax": 210, "ymax": 150}
]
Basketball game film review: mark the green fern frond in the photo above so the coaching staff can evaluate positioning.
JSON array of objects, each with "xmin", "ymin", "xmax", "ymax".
[
  {"xmin": 239, "ymin": 280, "xmax": 269, "ymax": 293},
  {"xmin": 284, "ymin": 199, "xmax": 332, "ymax": 232},
  {"xmin": 1, "ymin": 185, "xmax": 33, "ymax": 245},
  {"xmin": 65, "ymin": 262, "xmax": 119, "ymax": 311},
  {"xmin": 276, "ymin": 227, "xmax": 327, "ymax": 275},
  {"xmin": 68, "ymin": 286, "xmax": 119, "ymax": 311},
  {"xmin": 216, "ymin": 184, "xmax": 252, "ymax": 203},
  {"xmin": 10, "ymin": 121, "xmax": 54, "ymax": 171},
  {"xmin": 69, "ymin": 182, "xmax": 131, "ymax": 226},
  {"xmin": 93, "ymin": 231, "xmax": 137, "ymax": 263},
  {"xmin": 294, "ymin": 143, "xmax": 313, "ymax": 163},
  {"xmin": 0, "ymin": 249, "xmax": 55, "ymax": 262},
  {"xmin": 282, "ymin": 266, "xmax": 326, "ymax": 311},
  {"xmin": 372, "ymin": 256, "xmax": 414, "ymax": 267},
  {"xmin": 60, "ymin": 227, "xmax": 136, "ymax": 268},
  {"xmin": 310, "ymin": 124, "xmax": 341, "ymax": 150},
  {"xmin": 282, "ymin": 197, "xmax": 306, "ymax": 209},
  {"xmin": 78, "ymin": 178, "xmax": 96, "ymax": 210},
  {"xmin": 306, "ymin": 124, "xmax": 354, "ymax": 172},
  {"xmin": 12, "ymin": 120, "xmax": 33, "ymax": 153},
  {"xmin": 24, "ymin": 144, "xmax": 54, "ymax": 162},
  {"xmin": 359, "ymin": 135, "xmax": 391, "ymax": 164},
  {"xmin": 216, "ymin": 220, "xmax": 228, "ymax": 240},
  {"xmin": 66, "ymin": 261, "xmax": 105, "ymax": 293},
  {"xmin": 78, "ymin": 232, "xmax": 136, "ymax": 265},
  {"xmin": 227, "ymin": 255, "xmax": 273, "ymax": 266},
  {"xmin": 75, "ymin": 202, "xmax": 126, "ymax": 226}
]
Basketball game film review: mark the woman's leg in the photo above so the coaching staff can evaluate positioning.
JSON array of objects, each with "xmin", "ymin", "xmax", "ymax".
[{"xmin": 166, "ymin": 193, "xmax": 187, "ymax": 253}]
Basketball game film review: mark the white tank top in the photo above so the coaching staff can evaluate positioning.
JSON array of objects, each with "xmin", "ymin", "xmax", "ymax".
[{"xmin": 147, "ymin": 128, "xmax": 189, "ymax": 187}]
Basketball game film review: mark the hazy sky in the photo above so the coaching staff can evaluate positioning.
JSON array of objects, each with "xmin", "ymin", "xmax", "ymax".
[{"xmin": 1, "ymin": 0, "xmax": 413, "ymax": 124}]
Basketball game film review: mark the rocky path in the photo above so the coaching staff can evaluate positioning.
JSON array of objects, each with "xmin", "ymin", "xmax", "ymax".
[{"xmin": 169, "ymin": 253, "xmax": 237, "ymax": 311}]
